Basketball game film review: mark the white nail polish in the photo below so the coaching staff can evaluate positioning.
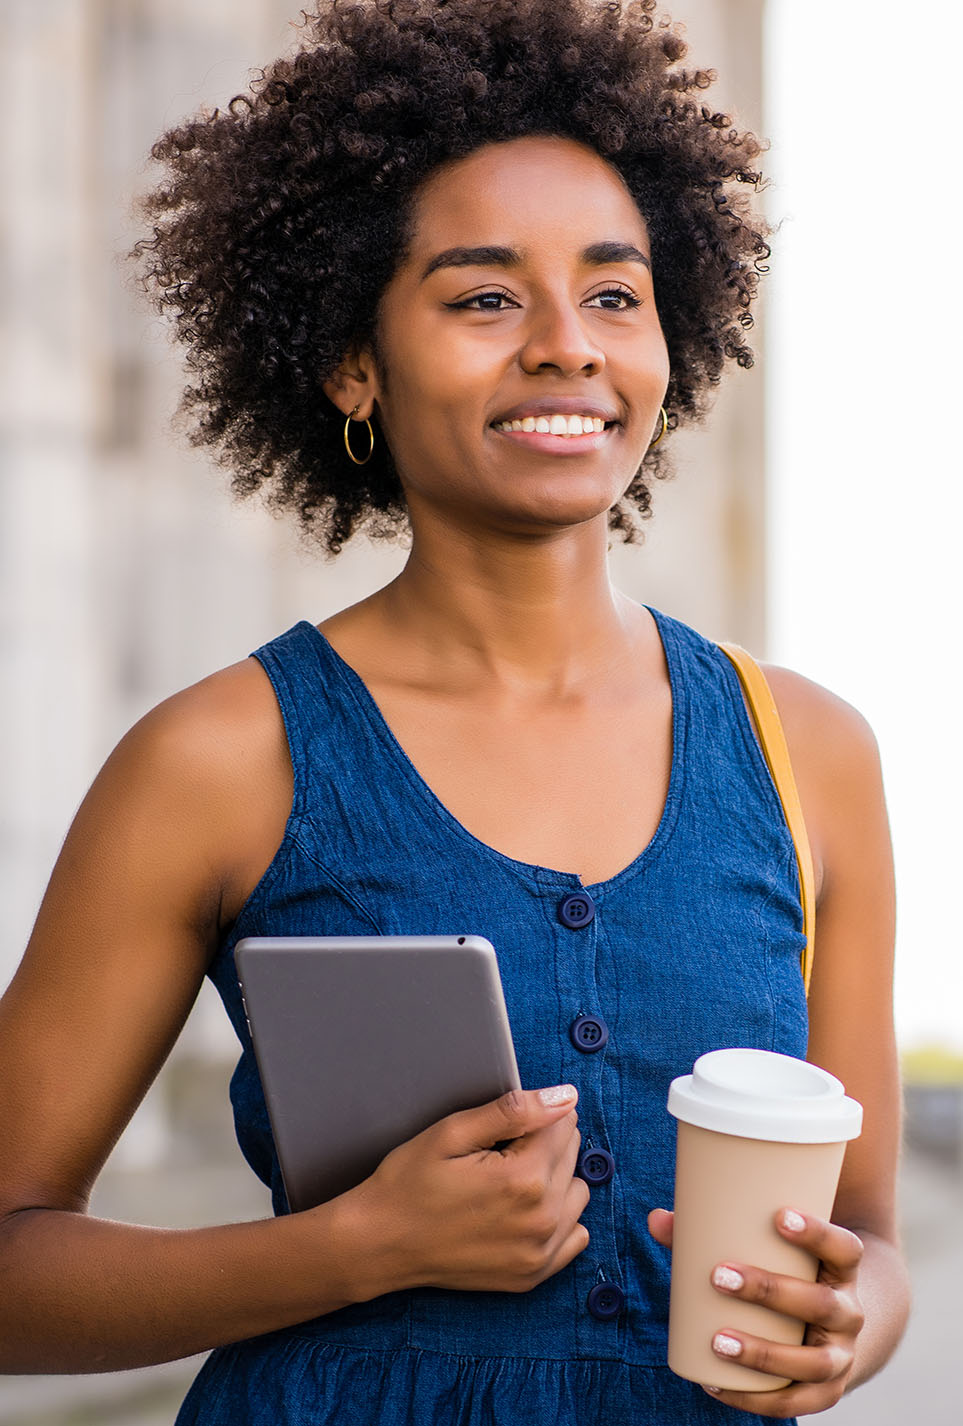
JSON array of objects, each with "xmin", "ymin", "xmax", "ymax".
[
  {"xmin": 712, "ymin": 1266, "xmax": 745, "ymax": 1292},
  {"xmin": 713, "ymin": 1333, "xmax": 743, "ymax": 1358},
  {"xmin": 537, "ymin": 1084, "xmax": 576, "ymax": 1107},
  {"xmin": 782, "ymin": 1209, "xmax": 806, "ymax": 1233}
]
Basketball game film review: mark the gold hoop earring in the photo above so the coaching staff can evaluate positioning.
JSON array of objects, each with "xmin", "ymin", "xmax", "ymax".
[
  {"xmin": 649, "ymin": 406, "xmax": 669, "ymax": 449},
  {"xmin": 344, "ymin": 405, "xmax": 375, "ymax": 465}
]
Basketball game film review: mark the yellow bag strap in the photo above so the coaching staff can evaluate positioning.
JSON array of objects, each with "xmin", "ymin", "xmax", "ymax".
[{"xmin": 718, "ymin": 643, "xmax": 816, "ymax": 996}]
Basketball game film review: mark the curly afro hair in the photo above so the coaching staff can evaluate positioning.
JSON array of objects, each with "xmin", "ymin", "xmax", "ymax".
[{"xmin": 136, "ymin": 0, "xmax": 770, "ymax": 553}]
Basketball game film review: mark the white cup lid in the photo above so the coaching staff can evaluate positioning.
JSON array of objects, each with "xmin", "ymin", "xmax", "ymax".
[{"xmin": 667, "ymin": 1048, "xmax": 863, "ymax": 1143}]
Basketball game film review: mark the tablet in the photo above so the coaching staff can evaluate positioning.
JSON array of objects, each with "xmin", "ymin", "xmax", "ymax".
[{"xmin": 234, "ymin": 935, "xmax": 521, "ymax": 1212}]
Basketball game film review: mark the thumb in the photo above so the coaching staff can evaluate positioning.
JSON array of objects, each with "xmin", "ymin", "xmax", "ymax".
[
  {"xmin": 437, "ymin": 1084, "xmax": 579, "ymax": 1155},
  {"xmin": 647, "ymin": 1207, "xmax": 674, "ymax": 1248}
]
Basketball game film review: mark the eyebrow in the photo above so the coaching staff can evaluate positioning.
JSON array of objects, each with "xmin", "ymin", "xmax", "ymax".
[{"xmin": 419, "ymin": 240, "xmax": 651, "ymax": 281}]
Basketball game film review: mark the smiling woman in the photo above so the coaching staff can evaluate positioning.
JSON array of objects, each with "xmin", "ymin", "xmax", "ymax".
[{"xmin": 0, "ymin": 2, "xmax": 908, "ymax": 1424}]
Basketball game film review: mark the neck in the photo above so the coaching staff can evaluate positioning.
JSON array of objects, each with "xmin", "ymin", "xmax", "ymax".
[{"xmin": 377, "ymin": 515, "xmax": 646, "ymax": 697}]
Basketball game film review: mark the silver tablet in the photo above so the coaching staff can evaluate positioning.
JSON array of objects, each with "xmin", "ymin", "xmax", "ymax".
[{"xmin": 234, "ymin": 935, "xmax": 521, "ymax": 1212}]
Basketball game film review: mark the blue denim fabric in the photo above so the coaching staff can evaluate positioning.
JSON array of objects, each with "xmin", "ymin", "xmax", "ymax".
[{"xmin": 177, "ymin": 606, "xmax": 807, "ymax": 1424}]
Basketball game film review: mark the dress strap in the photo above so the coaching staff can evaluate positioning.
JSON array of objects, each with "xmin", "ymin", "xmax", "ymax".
[{"xmin": 718, "ymin": 643, "xmax": 815, "ymax": 996}]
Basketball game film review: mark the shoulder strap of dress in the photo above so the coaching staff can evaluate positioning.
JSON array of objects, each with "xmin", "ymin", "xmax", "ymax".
[{"xmin": 718, "ymin": 642, "xmax": 815, "ymax": 996}]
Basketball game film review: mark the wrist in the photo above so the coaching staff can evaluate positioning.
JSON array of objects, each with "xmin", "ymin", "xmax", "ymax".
[
  {"xmin": 842, "ymin": 1231, "xmax": 910, "ymax": 1390},
  {"xmin": 313, "ymin": 1180, "xmax": 415, "ymax": 1306}
]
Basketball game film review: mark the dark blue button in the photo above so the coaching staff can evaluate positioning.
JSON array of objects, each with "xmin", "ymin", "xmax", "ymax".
[
  {"xmin": 586, "ymin": 1282, "xmax": 625, "ymax": 1320},
  {"xmin": 578, "ymin": 1147, "xmax": 615, "ymax": 1186},
  {"xmin": 569, "ymin": 1014, "xmax": 609, "ymax": 1053},
  {"xmin": 558, "ymin": 891, "xmax": 595, "ymax": 929}
]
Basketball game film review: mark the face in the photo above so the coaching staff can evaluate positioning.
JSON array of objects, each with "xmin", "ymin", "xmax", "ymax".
[{"xmin": 332, "ymin": 135, "xmax": 670, "ymax": 538}]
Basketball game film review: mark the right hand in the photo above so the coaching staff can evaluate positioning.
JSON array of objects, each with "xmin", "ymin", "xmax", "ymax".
[{"xmin": 344, "ymin": 1085, "xmax": 590, "ymax": 1295}]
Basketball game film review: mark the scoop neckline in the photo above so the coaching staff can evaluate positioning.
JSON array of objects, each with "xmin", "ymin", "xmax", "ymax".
[{"xmin": 297, "ymin": 604, "xmax": 687, "ymax": 894}]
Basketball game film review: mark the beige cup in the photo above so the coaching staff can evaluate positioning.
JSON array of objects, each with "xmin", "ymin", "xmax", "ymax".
[{"xmin": 666, "ymin": 1048, "xmax": 862, "ymax": 1392}]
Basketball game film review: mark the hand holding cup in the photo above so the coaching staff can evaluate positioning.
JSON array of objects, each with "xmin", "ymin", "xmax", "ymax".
[
  {"xmin": 660, "ymin": 1048, "xmax": 862, "ymax": 1395},
  {"xmin": 649, "ymin": 1203, "xmax": 866, "ymax": 1414}
]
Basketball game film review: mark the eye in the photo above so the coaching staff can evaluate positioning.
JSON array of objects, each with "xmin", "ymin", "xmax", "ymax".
[
  {"xmin": 585, "ymin": 286, "xmax": 643, "ymax": 311},
  {"xmin": 445, "ymin": 288, "xmax": 520, "ymax": 312}
]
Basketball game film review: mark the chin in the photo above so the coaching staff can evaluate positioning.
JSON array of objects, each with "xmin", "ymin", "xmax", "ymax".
[
  {"xmin": 497, "ymin": 497, "xmax": 621, "ymax": 537},
  {"xmin": 508, "ymin": 477, "xmax": 629, "ymax": 530}
]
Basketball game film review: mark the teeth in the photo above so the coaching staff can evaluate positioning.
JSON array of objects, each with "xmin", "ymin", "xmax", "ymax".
[{"xmin": 494, "ymin": 414, "xmax": 609, "ymax": 435}]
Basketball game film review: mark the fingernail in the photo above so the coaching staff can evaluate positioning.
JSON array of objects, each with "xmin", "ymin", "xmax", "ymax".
[
  {"xmin": 712, "ymin": 1265, "xmax": 745, "ymax": 1292},
  {"xmin": 713, "ymin": 1333, "xmax": 743, "ymax": 1358},
  {"xmin": 703, "ymin": 1385, "xmax": 722, "ymax": 1395},
  {"xmin": 538, "ymin": 1084, "xmax": 577, "ymax": 1107},
  {"xmin": 782, "ymin": 1208, "xmax": 806, "ymax": 1233}
]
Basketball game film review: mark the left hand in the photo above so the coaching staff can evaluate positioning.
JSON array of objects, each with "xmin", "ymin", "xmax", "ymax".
[{"xmin": 648, "ymin": 1206, "xmax": 866, "ymax": 1417}]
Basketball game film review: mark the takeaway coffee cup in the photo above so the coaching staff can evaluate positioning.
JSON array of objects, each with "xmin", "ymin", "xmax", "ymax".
[{"xmin": 666, "ymin": 1048, "xmax": 862, "ymax": 1392}]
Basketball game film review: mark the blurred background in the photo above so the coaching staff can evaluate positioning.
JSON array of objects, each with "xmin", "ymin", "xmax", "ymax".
[{"xmin": 0, "ymin": 1, "xmax": 959, "ymax": 1421}]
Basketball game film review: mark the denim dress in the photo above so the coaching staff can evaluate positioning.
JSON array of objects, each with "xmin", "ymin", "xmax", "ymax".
[{"xmin": 175, "ymin": 605, "xmax": 808, "ymax": 1425}]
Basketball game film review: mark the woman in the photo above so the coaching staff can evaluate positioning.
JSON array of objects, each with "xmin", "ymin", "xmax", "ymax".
[{"xmin": 0, "ymin": 1, "xmax": 908, "ymax": 1421}]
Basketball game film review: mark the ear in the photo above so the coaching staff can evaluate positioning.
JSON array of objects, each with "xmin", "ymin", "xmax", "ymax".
[{"xmin": 322, "ymin": 345, "xmax": 381, "ymax": 421}]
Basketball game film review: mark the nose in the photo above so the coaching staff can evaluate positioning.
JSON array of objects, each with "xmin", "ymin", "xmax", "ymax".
[{"xmin": 518, "ymin": 297, "xmax": 605, "ymax": 378}]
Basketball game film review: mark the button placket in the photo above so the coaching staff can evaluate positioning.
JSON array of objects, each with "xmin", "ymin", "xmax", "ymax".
[{"xmin": 546, "ymin": 882, "xmax": 626, "ymax": 1349}]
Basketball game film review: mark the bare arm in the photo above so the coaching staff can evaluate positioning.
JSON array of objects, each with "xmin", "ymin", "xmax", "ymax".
[
  {"xmin": 780, "ymin": 668, "xmax": 910, "ymax": 1394},
  {"xmin": 650, "ymin": 669, "xmax": 909, "ymax": 1414},
  {"xmin": 0, "ymin": 664, "xmax": 589, "ymax": 1372},
  {"xmin": 0, "ymin": 669, "xmax": 359, "ymax": 1370}
]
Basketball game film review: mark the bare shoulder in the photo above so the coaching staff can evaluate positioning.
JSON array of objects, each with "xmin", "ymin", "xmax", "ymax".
[
  {"xmin": 118, "ymin": 655, "xmax": 284, "ymax": 781},
  {"xmin": 8, "ymin": 653, "xmax": 292, "ymax": 984},
  {"xmin": 96, "ymin": 657, "xmax": 288, "ymax": 858},
  {"xmin": 102, "ymin": 655, "xmax": 291, "ymax": 928},
  {"xmin": 760, "ymin": 663, "xmax": 881, "ymax": 775},
  {"xmin": 758, "ymin": 664, "xmax": 888, "ymax": 902},
  {"xmin": 760, "ymin": 661, "xmax": 886, "ymax": 800}
]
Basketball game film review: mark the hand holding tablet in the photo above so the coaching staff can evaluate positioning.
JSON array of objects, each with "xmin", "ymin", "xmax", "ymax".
[{"xmin": 235, "ymin": 935, "xmax": 523, "ymax": 1212}]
